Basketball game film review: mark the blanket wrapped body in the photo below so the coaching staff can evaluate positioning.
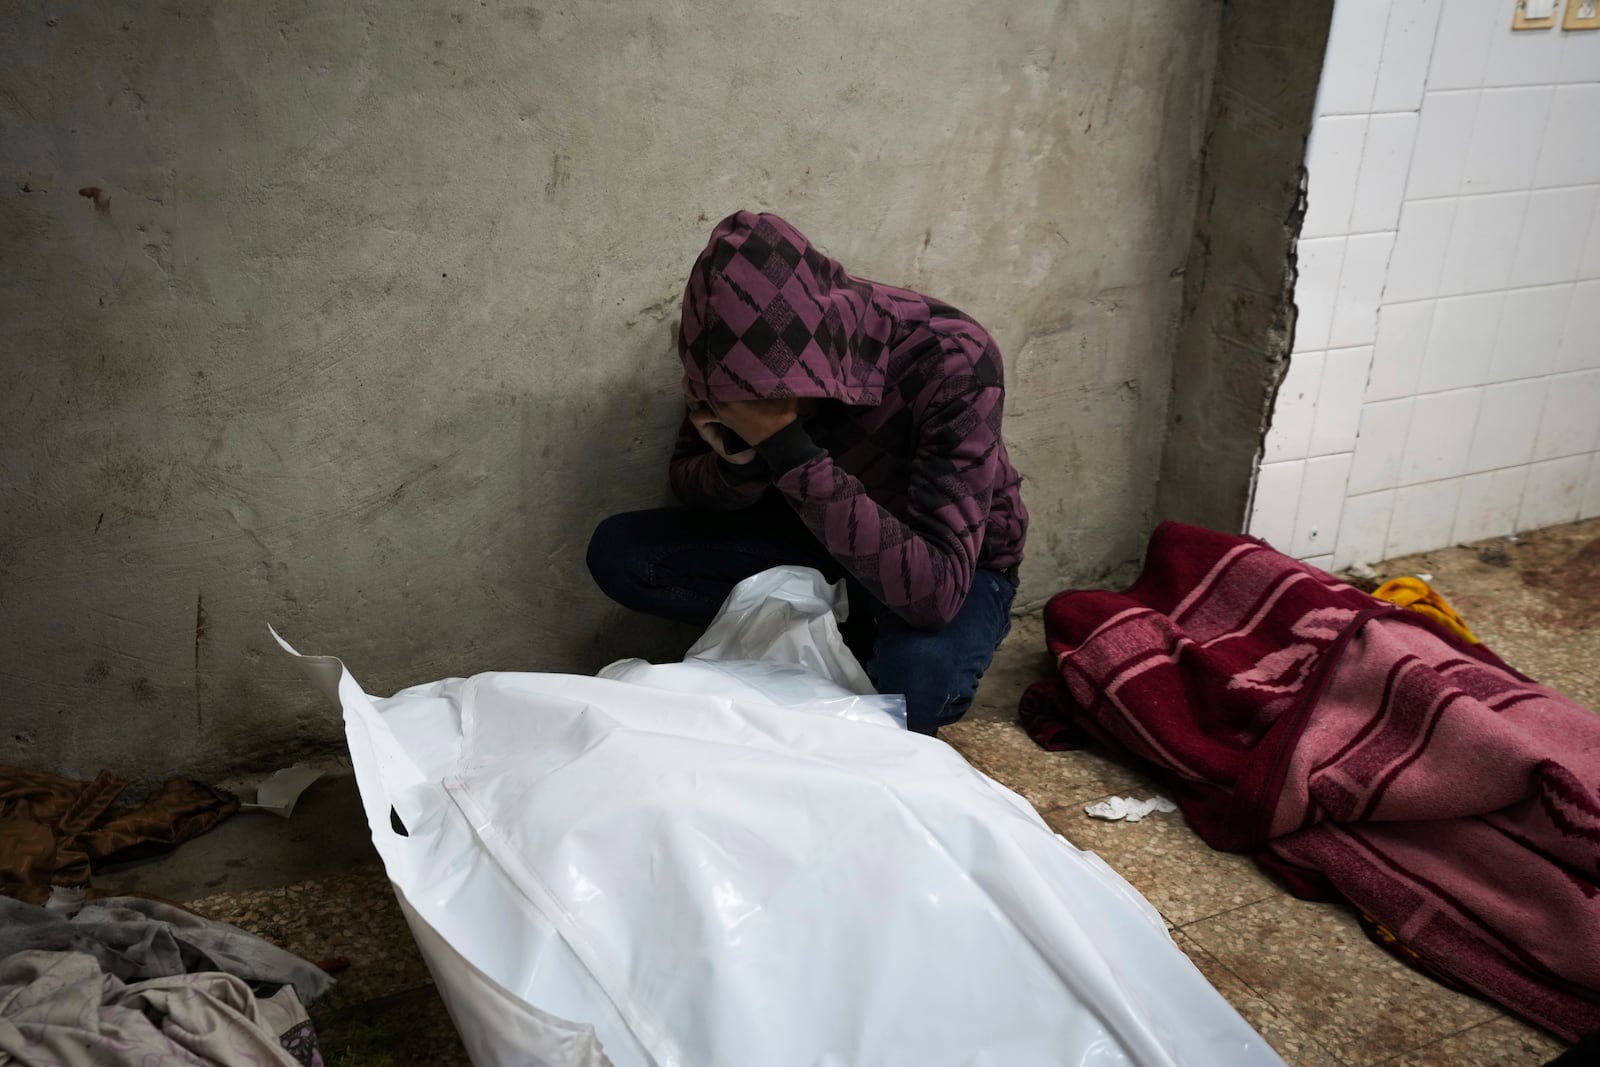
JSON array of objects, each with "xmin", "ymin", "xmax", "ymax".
[{"xmin": 1024, "ymin": 523, "xmax": 1600, "ymax": 1041}]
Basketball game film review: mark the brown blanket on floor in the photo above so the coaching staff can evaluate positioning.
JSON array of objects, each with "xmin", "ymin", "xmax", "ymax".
[{"xmin": 0, "ymin": 768, "xmax": 237, "ymax": 904}]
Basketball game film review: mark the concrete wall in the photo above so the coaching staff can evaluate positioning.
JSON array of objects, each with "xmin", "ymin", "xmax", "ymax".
[
  {"xmin": 2, "ymin": 1, "xmax": 1219, "ymax": 779},
  {"xmin": 1250, "ymin": 1, "xmax": 1600, "ymax": 570},
  {"xmin": 1158, "ymin": 0, "xmax": 1335, "ymax": 534}
]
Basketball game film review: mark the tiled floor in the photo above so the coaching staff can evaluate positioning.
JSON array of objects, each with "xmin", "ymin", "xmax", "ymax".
[
  {"xmin": 135, "ymin": 519, "xmax": 1595, "ymax": 1065},
  {"xmin": 938, "ymin": 718, "xmax": 1566, "ymax": 1066}
]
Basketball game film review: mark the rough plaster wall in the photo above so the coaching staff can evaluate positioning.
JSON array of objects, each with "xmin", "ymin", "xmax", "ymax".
[
  {"xmin": 1, "ymin": 1, "xmax": 1218, "ymax": 778},
  {"xmin": 1157, "ymin": 0, "xmax": 1332, "ymax": 532}
]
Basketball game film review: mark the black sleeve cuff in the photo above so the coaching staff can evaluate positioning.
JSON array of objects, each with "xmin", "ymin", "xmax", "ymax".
[
  {"xmin": 717, "ymin": 454, "xmax": 769, "ymax": 481},
  {"xmin": 755, "ymin": 419, "xmax": 825, "ymax": 475}
]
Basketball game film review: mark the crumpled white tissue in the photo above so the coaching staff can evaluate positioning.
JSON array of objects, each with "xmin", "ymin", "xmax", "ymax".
[{"xmin": 1085, "ymin": 795, "xmax": 1178, "ymax": 822}]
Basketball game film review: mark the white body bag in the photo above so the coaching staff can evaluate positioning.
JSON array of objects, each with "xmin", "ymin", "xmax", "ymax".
[{"xmin": 277, "ymin": 567, "xmax": 1282, "ymax": 1067}]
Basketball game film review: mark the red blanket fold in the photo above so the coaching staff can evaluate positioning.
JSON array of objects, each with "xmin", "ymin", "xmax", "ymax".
[{"xmin": 1024, "ymin": 522, "xmax": 1600, "ymax": 1041}]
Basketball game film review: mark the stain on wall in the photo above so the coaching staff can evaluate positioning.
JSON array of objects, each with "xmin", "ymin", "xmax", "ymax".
[{"xmin": 1, "ymin": 1, "xmax": 1221, "ymax": 778}]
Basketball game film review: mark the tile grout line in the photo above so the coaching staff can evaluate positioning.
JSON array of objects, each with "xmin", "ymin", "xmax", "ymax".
[
  {"xmin": 1363, "ymin": 1013, "xmax": 1511, "ymax": 1067},
  {"xmin": 1184, "ymin": 900, "xmax": 1515, "ymax": 1066},
  {"xmin": 1175, "ymin": 924, "xmax": 1353, "ymax": 1067},
  {"xmin": 1171, "ymin": 891, "xmax": 1284, "ymax": 934},
  {"xmin": 1401, "ymin": 177, "xmax": 1600, "ymax": 206},
  {"xmin": 1379, "ymin": 274, "xmax": 1600, "ymax": 309}
]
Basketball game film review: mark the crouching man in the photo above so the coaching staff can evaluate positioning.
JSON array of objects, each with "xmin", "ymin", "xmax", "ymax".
[{"xmin": 588, "ymin": 211, "xmax": 1028, "ymax": 735}]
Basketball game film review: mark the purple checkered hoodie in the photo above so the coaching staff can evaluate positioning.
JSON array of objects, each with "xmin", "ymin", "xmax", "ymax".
[{"xmin": 671, "ymin": 211, "xmax": 1028, "ymax": 630}]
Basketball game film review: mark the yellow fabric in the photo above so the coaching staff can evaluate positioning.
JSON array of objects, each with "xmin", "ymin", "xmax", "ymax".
[{"xmin": 1372, "ymin": 577, "xmax": 1480, "ymax": 644}]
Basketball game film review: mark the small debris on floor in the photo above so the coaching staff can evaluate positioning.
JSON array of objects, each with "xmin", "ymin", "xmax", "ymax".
[
  {"xmin": 1084, "ymin": 795, "xmax": 1177, "ymax": 822},
  {"xmin": 1478, "ymin": 542, "xmax": 1511, "ymax": 568},
  {"xmin": 1344, "ymin": 569, "xmax": 1382, "ymax": 593}
]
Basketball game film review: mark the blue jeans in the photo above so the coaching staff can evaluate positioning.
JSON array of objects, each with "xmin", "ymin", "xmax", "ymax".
[{"xmin": 586, "ymin": 498, "xmax": 1015, "ymax": 735}]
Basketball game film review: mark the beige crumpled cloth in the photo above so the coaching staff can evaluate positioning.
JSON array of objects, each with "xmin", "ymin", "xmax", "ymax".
[{"xmin": 0, "ymin": 950, "xmax": 308, "ymax": 1066}]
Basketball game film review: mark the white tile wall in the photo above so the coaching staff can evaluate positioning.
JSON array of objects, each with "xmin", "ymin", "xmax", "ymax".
[
  {"xmin": 1428, "ymin": 0, "xmax": 1497, "ymax": 91},
  {"xmin": 1520, "ymin": 454, "xmax": 1589, "ymax": 529},
  {"xmin": 1351, "ymin": 113, "xmax": 1418, "ymax": 233},
  {"xmin": 1383, "ymin": 198, "xmax": 1455, "ymax": 302},
  {"xmin": 1555, "ymin": 279, "xmax": 1600, "ymax": 373},
  {"xmin": 1485, "ymin": 10, "xmax": 1568, "ymax": 86},
  {"xmin": 1418, "ymin": 292, "xmax": 1503, "ymax": 393},
  {"xmin": 1510, "ymin": 186, "xmax": 1598, "ymax": 288},
  {"xmin": 1250, "ymin": 461, "xmax": 1306, "ymax": 551},
  {"xmin": 1583, "ymin": 453, "xmax": 1600, "ymax": 520},
  {"xmin": 1488, "ymin": 284, "xmax": 1571, "ymax": 382},
  {"xmin": 1399, "ymin": 387, "xmax": 1482, "ymax": 484},
  {"xmin": 1294, "ymin": 238, "xmax": 1344, "ymax": 352},
  {"xmin": 1387, "ymin": 478, "xmax": 1464, "ymax": 558},
  {"xmin": 1348, "ymin": 397, "xmax": 1413, "ymax": 495},
  {"xmin": 1559, "ymin": 20, "xmax": 1600, "ymax": 82},
  {"xmin": 1533, "ymin": 370, "xmax": 1600, "ymax": 461},
  {"xmin": 1367, "ymin": 300, "xmax": 1435, "ymax": 400},
  {"xmin": 1303, "ymin": 117, "xmax": 1368, "ymax": 238},
  {"xmin": 1318, "ymin": 0, "xmax": 1389, "ymax": 114},
  {"xmin": 1331, "ymin": 232, "xmax": 1396, "ymax": 345},
  {"xmin": 1465, "ymin": 377, "xmax": 1545, "ymax": 473},
  {"xmin": 1438, "ymin": 192, "xmax": 1526, "ymax": 295},
  {"xmin": 1407, "ymin": 91, "xmax": 1478, "ymax": 199},
  {"xmin": 1461, "ymin": 87, "xmax": 1549, "ymax": 193},
  {"xmin": 1453, "ymin": 466, "xmax": 1528, "ymax": 542},
  {"xmin": 1580, "ymin": 208, "xmax": 1600, "ymax": 279},
  {"xmin": 1535, "ymin": 84, "xmax": 1600, "ymax": 187},
  {"xmin": 1292, "ymin": 453, "xmax": 1355, "ymax": 558},
  {"xmin": 1373, "ymin": 0, "xmax": 1443, "ymax": 111},
  {"xmin": 1333, "ymin": 490, "xmax": 1395, "ymax": 569},
  {"xmin": 1250, "ymin": 1, "xmax": 1600, "ymax": 569},
  {"xmin": 1310, "ymin": 347, "xmax": 1372, "ymax": 456},
  {"xmin": 1262, "ymin": 351, "xmax": 1324, "ymax": 462}
]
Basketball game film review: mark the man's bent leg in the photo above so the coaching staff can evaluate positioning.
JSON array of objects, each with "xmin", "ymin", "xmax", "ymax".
[
  {"xmin": 867, "ymin": 570, "xmax": 1016, "ymax": 735},
  {"xmin": 586, "ymin": 500, "xmax": 838, "ymax": 628}
]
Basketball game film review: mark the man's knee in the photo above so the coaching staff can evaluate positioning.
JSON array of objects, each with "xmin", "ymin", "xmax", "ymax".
[
  {"xmin": 586, "ymin": 512, "xmax": 651, "ymax": 607},
  {"xmin": 870, "ymin": 630, "xmax": 981, "ymax": 735}
]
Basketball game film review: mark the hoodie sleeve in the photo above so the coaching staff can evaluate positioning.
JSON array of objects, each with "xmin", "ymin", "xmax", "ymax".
[
  {"xmin": 760, "ymin": 360, "xmax": 1004, "ymax": 631},
  {"xmin": 668, "ymin": 414, "xmax": 770, "ymax": 512}
]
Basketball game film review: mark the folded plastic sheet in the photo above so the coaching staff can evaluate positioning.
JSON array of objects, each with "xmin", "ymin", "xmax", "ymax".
[{"xmin": 276, "ymin": 567, "xmax": 1283, "ymax": 1067}]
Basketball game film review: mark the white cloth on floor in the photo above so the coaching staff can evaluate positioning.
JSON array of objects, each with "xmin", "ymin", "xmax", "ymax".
[
  {"xmin": 1085, "ymin": 795, "xmax": 1179, "ymax": 822},
  {"xmin": 0, "ymin": 895, "xmax": 333, "ymax": 1006},
  {"xmin": 0, "ymin": 950, "xmax": 307, "ymax": 1067}
]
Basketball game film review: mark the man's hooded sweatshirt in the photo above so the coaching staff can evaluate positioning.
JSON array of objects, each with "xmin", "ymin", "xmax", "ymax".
[{"xmin": 672, "ymin": 211, "xmax": 1028, "ymax": 631}]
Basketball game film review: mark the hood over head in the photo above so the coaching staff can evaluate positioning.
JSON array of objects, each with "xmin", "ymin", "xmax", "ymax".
[{"xmin": 678, "ymin": 211, "xmax": 896, "ymax": 407}]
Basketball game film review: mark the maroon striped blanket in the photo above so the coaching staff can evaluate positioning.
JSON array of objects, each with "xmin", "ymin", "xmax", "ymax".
[{"xmin": 1021, "ymin": 523, "xmax": 1600, "ymax": 1041}]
